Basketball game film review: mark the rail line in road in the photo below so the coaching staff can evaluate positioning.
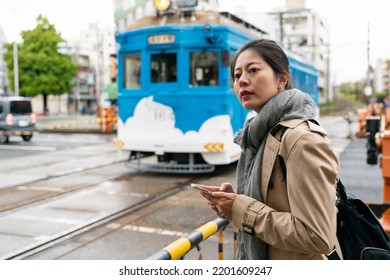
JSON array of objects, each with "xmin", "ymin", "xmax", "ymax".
[
  {"xmin": 4, "ymin": 177, "xmax": 185, "ymax": 260},
  {"xmin": 0, "ymin": 136, "xmax": 230, "ymax": 260},
  {"xmin": 0, "ymin": 162, "xmax": 134, "ymax": 214},
  {"xmin": 0, "ymin": 162, "xmax": 227, "ymax": 260}
]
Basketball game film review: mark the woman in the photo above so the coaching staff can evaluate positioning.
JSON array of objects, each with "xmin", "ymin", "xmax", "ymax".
[{"xmin": 197, "ymin": 39, "xmax": 340, "ymax": 260}]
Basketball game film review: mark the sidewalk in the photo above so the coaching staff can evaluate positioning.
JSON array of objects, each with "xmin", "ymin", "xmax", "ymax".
[{"xmin": 36, "ymin": 114, "xmax": 113, "ymax": 134}]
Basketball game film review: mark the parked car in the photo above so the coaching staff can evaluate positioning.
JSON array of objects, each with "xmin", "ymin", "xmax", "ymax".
[{"xmin": 0, "ymin": 96, "xmax": 36, "ymax": 144}]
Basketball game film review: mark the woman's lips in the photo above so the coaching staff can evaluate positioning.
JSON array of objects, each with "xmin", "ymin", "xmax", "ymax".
[{"xmin": 241, "ymin": 90, "xmax": 253, "ymax": 100}]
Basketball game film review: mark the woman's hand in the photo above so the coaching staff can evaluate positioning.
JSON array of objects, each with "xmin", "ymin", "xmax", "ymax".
[{"xmin": 199, "ymin": 182, "xmax": 237, "ymax": 219}]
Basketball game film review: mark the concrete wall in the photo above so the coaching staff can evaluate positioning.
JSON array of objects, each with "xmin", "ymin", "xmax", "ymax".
[{"xmin": 31, "ymin": 94, "xmax": 69, "ymax": 115}]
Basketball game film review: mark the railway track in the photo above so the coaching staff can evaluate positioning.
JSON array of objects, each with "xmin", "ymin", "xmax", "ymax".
[
  {"xmin": 0, "ymin": 161, "xmax": 133, "ymax": 214},
  {"xmin": 0, "ymin": 158, "xmax": 228, "ymax": 260},
  {"xmin": 4, "ymin": 176, "xmax": 190, "ymax": 260}
]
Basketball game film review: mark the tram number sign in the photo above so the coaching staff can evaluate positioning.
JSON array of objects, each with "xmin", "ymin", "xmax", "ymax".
[
  {"xmin": 154, "ymin": 110, "xmax": 174, "ymax": 122},
  {"xmin": 148, "ymin": 34, "xmax": 176, "ymax": 45}
]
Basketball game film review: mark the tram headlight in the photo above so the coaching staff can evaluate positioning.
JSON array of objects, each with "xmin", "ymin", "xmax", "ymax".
[{"xmin": 154, "ymin": 0, "xmax": 171, "ymax": 11}]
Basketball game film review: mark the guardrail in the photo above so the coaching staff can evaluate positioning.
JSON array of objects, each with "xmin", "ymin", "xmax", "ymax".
[
  {"xmin": 35, "ymin": 116, "xmax": 117, "ymax": 134},
  {"xmin": 147, "ymin": 217, "xmax": 236, "ymax": 260}
]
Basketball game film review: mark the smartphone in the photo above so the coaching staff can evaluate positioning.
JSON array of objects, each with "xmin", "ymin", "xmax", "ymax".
[{"xmin": 190, "ymin": 183, "xmax": 213, "ymax": 195}]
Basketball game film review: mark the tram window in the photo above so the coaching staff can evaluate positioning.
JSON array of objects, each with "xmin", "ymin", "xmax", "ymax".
[
  {"xmin": 151, "ymin": 53, "xmax": 177, "ymax": 83},
  {"xmin": 123, "ymin": 53, "xmax": 141, "ymax": 89},
  {"xmin": 190, "ymin": 52, "xmax": 219, "ymax": 86}
]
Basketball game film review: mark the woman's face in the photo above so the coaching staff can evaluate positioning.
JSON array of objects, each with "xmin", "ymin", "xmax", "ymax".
[{"xmin": 233, "ymin": 49, "xmax": 285, "ymax": 113}]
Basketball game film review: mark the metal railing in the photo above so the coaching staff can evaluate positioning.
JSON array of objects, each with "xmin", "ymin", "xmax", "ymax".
[{"xmin": 147, "ymin": 217, "xmax": 236, "ymax": 260}]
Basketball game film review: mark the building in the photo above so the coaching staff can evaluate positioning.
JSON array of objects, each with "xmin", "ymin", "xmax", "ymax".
[
  {"xmin": 270, "ymin": 0, "xmax": 331, "ymax": 103},
  {"xmin": 68, "ymin": 53, "xmax": 96, "ymax": 114},
  {"xmin": 374, "ymin": 58, "xmax": 390, "ymax": 94},
  {"xmin": 114, "ymin": 0, "xmax": 154, "ymax": 31},
  {"xmin": 70, "ymin": 23, "xmax": 117, "ymax": 112},
  {"xmin": 220, "ymin": 0, "xmax": 331, "ymax": 104}
]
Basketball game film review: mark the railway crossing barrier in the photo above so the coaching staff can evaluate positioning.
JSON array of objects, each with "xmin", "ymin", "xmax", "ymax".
[{"xmin": 97, "ymin": 106, "xmax": 117, "ymax": 133}]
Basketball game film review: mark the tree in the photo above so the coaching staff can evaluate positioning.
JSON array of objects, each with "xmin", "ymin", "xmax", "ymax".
[{"xmin": 3, "ymin": 15, "xmax": 78, "ymax": 113}]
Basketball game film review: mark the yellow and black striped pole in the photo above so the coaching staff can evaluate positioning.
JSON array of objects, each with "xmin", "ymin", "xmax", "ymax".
[
  {"xmin": 218, "ymin": 228, "xmax": 225, "ymax": 260},
  {"xmin": 147, "ymin": 217, "xmax": 230, "ymax": 260},
  {"xmin": 233, "ymin": 226, "xmax": 238, "ymax": 257}
]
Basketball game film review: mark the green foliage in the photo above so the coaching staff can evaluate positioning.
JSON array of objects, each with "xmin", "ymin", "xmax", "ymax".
[
  {"xmin": 319, "ymin": 100, "xmax": 336, "ymax": 110},
  {"xmin": 320, "ymin": 95, "xmax": 366, "ymax": 117},
  {"xmin": 340, "ymin": 92, "xmax": 357, "ymax": 101},
  {"xmin": 339, "ymin": 81, "xmax": 364, "ymax": 97},
  {"xmin": 2, "ymin": 15, "xmax": 78, "ymax": 98},
  {"xmin": 373, "ymin": 91, "xmax": 387, "ymax": 100}
]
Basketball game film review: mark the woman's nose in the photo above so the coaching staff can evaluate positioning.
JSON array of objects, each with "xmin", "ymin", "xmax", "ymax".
[{"xmin": 238, "ymin": 73, "xmax": 248, "ymax": 87}]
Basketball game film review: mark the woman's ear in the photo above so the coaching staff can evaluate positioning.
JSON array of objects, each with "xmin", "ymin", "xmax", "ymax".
[{"xmin": 278, "ymin": 72, "xmax": 289, "ymax": 90}]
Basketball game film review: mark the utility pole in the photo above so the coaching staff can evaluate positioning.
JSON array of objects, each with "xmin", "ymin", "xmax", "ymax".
[
  {"xmin": 95, "ymin": 25, "xmax": 105, "ymax": 108},
  {"xmin": 365, "ymin": 22, "xmax": 372, "ymax": 103},
  {"xmin": 279, "ymin": 11, "xmax": 284, "ymax": 47},
  {"xmin": 75, "ymin": 43, "xmax": 81, "ymax": 114},
  {"xmin": 269, "ymin": 10, "xmax": 286, "ymax": 47},
  {"xmin": 13, "ymin": 42, "xmax": 19, "ymax": 96}
]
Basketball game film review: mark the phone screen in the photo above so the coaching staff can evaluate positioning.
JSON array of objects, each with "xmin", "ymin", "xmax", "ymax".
[{"xmin": 190, "ymin": 183, "xmax": 212, "ymax": 194}]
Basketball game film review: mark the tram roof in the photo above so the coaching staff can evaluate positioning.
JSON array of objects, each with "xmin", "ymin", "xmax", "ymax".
[
  {"xmin": 123, "ymin": 10, "xmax": 268, "ymax": 37},
  {"xmin": 286, "ymin": 50, "xmax": 318, "ymax": 73}
]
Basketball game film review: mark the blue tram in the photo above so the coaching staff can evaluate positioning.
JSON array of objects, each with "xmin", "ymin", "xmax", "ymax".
[{"xmin": 114, "ymin": 1, "xmax": 318, "ymax": 173}]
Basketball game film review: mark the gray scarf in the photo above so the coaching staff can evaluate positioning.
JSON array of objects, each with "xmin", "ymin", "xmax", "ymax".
[{"xmin": 233, "ymin": 88, "xmax": 317, "ymax": 259}]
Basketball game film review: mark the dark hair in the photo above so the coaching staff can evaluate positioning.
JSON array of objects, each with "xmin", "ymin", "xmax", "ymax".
[{"xmin": 230, "ymin": 39, "xmax": 293, "ymax": 89}]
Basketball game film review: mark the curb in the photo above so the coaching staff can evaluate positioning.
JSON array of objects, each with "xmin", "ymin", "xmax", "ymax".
[{"xmin": 36, "ymin": 128, "xmax": 116, "ymax": 134}]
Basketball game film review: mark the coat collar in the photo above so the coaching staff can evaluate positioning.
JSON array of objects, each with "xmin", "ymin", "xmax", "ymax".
[{"xmin": 278, "ymin": 119, "xmax": 306, "ymax": 129}]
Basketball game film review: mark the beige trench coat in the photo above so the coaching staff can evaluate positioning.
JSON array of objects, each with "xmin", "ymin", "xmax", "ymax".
[{"xmin": 231, "ymin": 119, "xmax": 341, "ymax": 260}]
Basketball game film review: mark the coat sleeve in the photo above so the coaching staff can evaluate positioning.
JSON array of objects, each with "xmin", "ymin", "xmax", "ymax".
[{"xmin": 231, "ymin": 132, "xmax": 339, "ymax": 255}]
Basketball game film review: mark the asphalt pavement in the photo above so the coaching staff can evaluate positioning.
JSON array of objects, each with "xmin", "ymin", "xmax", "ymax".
[{"xmin": 319, "ymin": 116, "xmax": 383, "ymax": 204}]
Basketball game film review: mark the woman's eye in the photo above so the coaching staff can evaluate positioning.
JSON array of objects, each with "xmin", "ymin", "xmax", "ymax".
[
  {"xmin": 249, "ymin": 68, "xmax": 258, "ymax": 73},
  {"xmin": 234, "ymin": 73, "xmax": 241, "ymax": 80}
]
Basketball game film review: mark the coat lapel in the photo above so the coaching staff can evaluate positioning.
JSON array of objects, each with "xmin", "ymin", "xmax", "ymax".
[{"xmin": 261, "ymin": 134, "xmax": 281, "ymax": 201}]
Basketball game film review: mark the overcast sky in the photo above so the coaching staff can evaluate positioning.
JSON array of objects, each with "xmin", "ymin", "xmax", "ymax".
[
  {"xmin": 0, "ymin": 0, "xmax": 115, "ymax": 42},
  {"xmin": 1, "ymin": 0, "xmax": 389, "ymax": 84}
]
